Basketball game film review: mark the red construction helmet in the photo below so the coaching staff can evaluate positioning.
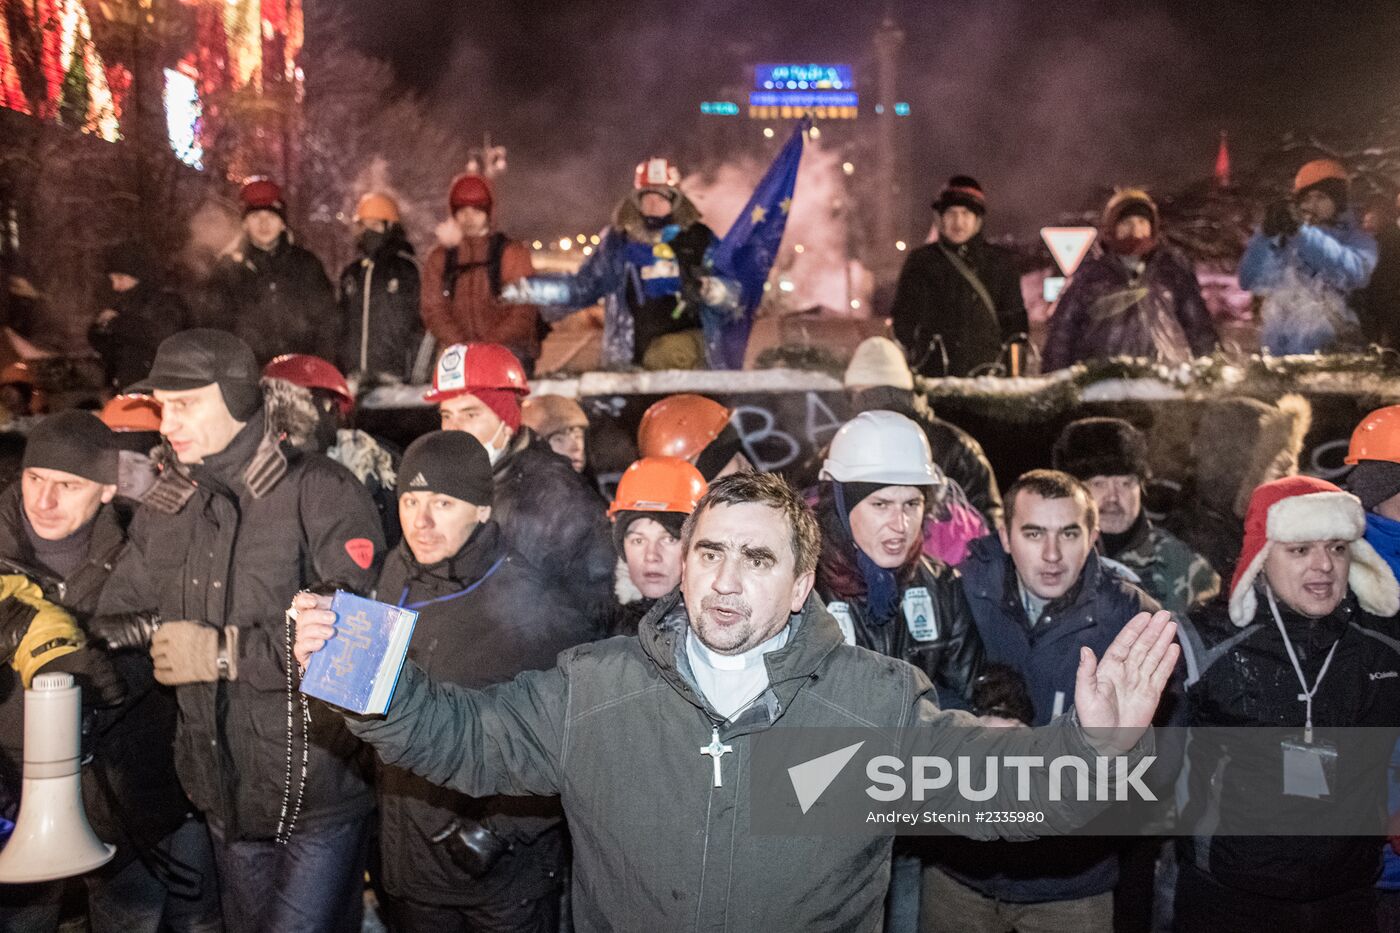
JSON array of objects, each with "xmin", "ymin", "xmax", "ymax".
[
  {"xmin": 262, "ymin": 354, "xmax": 353, "ymax": 415},
  {"xmin": 1347, "ymin": 405, "xmax": 1400, "ymax": 465},
  {"xmin": 634, "ymin": 157, "xmax": 681, "ymax": 191},
  {"xmin": 609, "ymin": 456, "xmax": 708, "ymax": 517},
  {"xmin": 99, "ymin": 394, "xmax": 163, "ymax": 433},
  {"xmin": 424, "ymin": 343, "xmax": 530, "ymax": 404},
  {"xmin": 637, "ymin": 394, "xmax": 731, "ymax": 462}
]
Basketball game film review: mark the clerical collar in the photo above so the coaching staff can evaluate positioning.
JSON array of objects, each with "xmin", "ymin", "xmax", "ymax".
[
  {"xmin": 684, "ymin": 624, "xmax": 791, "ymax": 720},
  {"xmin": 686, "ymin": 624, "xmax": 790, "ymax": 672}
]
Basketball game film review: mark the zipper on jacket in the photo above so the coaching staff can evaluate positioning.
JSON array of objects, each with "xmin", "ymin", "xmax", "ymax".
[{"xmin": 360, "ymin": 259, "xmax": 375, "ymax": 373}]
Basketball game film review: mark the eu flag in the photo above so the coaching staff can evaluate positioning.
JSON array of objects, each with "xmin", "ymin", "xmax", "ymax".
[{"xmin": 704, "ymin": 119, "xmax": 808, "ymax": 369}]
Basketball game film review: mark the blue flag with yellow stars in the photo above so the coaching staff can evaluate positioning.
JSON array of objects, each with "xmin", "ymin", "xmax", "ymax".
[{"xmin": 704, "ymin": 119, "xmax": 808, "ymax": 369}]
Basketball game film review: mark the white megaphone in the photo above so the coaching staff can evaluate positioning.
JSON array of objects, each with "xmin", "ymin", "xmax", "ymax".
[{"xmin": 0, "ymin": 671, "xmax": 115, "ymax": 883}]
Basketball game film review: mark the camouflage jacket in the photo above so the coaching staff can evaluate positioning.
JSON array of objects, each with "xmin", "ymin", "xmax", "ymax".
[{"xmin": 1110, "ymin": 520, "xmax": 1220, "ymax": 617}]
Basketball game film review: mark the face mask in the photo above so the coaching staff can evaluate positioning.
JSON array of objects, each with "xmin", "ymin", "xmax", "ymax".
[
  {"xmin": 357, "ymin": 228, "xmax": 388, "ymax": 255},
  {"xmin": 1111, "ymin": 235, "xmax": 1156, "ymax": 257},
  {"xmin": 482, "ymin": 421, "xmax": 511, "ymax": 465}
]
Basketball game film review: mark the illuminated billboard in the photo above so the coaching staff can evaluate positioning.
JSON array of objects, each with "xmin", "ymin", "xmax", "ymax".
[{"xmin": 748, "ymin": 63, "xmax": 857, "ymax": 120}]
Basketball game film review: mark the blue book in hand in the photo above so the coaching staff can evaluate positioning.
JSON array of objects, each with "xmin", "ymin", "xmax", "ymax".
[{"xmin": 299, "ymin": 591, "xmax": 418, "ymax": 715}]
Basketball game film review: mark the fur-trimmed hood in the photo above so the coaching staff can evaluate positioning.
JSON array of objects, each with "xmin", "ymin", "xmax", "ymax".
[{"xmin": 612, "ymin": 189, "xmax": 703, "ymax": 242}]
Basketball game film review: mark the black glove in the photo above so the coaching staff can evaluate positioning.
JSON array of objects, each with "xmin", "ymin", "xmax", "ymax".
[
  {"xmin": 430, "ymin": 818, "xmax": 510, "ymax": 878},
  {"xmin": 1262, "ymin": 199, "xmax": 1300, "ymax": 238},
  {"xmin": 970, "ymin": 662, "xmax": 1035, "ymax": 726},
  {"xmin": 0, "ymin": 596, "xmax": 38, "ymax": 663},
  {"xmin": 86, "ymin": 612, "xmax": 162, "ymax": 651}
]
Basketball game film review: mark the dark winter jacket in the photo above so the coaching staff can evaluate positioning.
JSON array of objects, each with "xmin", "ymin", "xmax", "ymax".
[
  {"xmin": 1042, "ymin": 245, "xmax": 1216, "ymax": 371},
  {"xmin": 89, "ymin": 282, "xmax": 189, "ymax": 392},
  {"xmin": 1178, "ymin": 593, "xmax": 1400, "ymax": 901},
  {"xmin": 937, "ymin": 535, "xmax": 1182, "ymax": 903},
  {"xmin": 337, "ymin": 227, "xmax": 424, "ymax": 381},
  {"xmin": 492, "ymin": 428, "xmax": 615, "ymax": 619},
  {"xmin": 1359, "ymin": 223, "xmax": 1400, "ymax": 348},
  {"xmin": 97, "ymin": 409, "xmax": 385, "ymax": 839},
  {"xmin": 0, "ymin": 486, "xmax": 186, "ymax": 870},
  {"xmin": 421, "ymin": 229, "xmax": 540, "ymax": 370},
  {"xmin": 891, "ymin": 235, "xmax": 1028, "ymax": 377},
  {"xmin": 816, "ymin": 552, "xmax": 985, "ymax": 709},
  {"xmin": 201, "ymin": 233, "xmax": 338, "ymax": 365},
  {"xmin": 371, "ymin": 520, "xmax": 596, "ymax": 906},
  {"xmin": 344, "ymin": 589, "xmax": 1154, "ymax": 932},
  {"xmin": 847, "ymin": 385, "xmax": 1004, "ymax": 529},
  {"xmin": 512, "ymin": 192, "xmax": 739, "ymax": 367}
]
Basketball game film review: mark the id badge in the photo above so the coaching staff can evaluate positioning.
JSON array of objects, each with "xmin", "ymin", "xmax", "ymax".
[
  {"xmin": 1281, "ymin": 736, "xmax": 1338, "ymax": 800},
  {"xmin": 827, "ymin": 601, "xmax": 856, "ymax": 646},
  {"xmin": 902, "ymin": 587, "xmax": 939, "ymax": 643}
]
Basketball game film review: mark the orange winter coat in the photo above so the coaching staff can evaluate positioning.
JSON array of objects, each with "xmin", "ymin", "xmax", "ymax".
[{"xmin": 420, "ymin": 231, "xmax": 541, "ymax": 362}]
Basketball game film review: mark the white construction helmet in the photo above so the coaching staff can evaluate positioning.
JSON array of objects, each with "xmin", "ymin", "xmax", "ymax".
[{"xmin": 820, "ymin": 411, "xmax": 942, "ymax": 486}]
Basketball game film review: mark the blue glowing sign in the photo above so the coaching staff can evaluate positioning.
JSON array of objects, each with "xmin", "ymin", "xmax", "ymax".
[
  {"xmin": 754, "ymin": 63, "xmax": 854, "ymax": 91},
  {"xmin": 701, "ymin": 101, "xmax": 741, "ymax": 115},
  {"xmin": 749, "ymin": 90, "xmax": 858, "ymax": 109},
  {"xmin": 894, "ymin": 102, "xmax": 911, "ymax": 116}
]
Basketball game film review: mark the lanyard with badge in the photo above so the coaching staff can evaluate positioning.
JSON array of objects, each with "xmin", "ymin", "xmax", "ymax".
[{"xmin": 1266, "ymin": 585, "xmax": 1339, "ymax": 799}]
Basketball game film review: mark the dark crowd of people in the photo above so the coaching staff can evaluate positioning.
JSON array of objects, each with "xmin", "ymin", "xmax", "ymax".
[{"xmin": 0, "ymin": 157, "xmax": 1399, "ymax": 933}]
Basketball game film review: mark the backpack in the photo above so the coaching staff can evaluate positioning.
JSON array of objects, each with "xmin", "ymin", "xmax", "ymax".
[{"xmin": 442, "ymin": 232, "xmax": 508, "ymax": 300}]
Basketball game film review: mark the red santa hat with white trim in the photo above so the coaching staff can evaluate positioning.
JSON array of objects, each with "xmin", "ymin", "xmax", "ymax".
[{"xmin": 1228, "ymin": 475, "xmax": 1400, "ymax": 626}]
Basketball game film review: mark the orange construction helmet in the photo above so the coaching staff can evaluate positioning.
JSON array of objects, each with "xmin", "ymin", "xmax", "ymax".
[
  {"xmin": 263, "ymin": 354, "xmax": 354, "ymax": 415},
  {"xmin": 354, "ymin": 192, "xmax": 400, "ymax": 224},
  {"xmin": 1347, "ymin": 405, "xmax": 1400, "ymax": 465},
  {"xmin": 609, "ymin": 456, "xmax": 708, "ymax": 517},
  {"xmin": 99, "ymin": 394, "xmax": 163, "ymax": 433},
  {"xmin": 1294, "ymin": 158, "xmax": 1348, "ymax": 194},
  {"xmin": 637, "ymin": 394, "xmax": 731, "ymax": 462},
  {"xmin": 424, "ymin": 343, "xmax": 530, "ymax": 404}
]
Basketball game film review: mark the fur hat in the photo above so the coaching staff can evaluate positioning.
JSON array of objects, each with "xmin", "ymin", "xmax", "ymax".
[
  {"xmin": 1052, "ymin": 417, "xmax": 1150, "ymax": 481},
  {"xmin": 1228, "ymin": 475, "xmax": 1398, "ymax": 626},
  {"xmin": 1102, "ymin": 188, "xmax": 1159, "ymax": 233},
  {"xmin": 1193, "ymin": 394, "xmax": 1312, "ymax": 518}
]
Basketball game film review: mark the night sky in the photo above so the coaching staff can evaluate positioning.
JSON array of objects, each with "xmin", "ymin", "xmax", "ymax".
[{"xmin": 336, "ymin": 0, "xmax": 1400, "ymax": 239}]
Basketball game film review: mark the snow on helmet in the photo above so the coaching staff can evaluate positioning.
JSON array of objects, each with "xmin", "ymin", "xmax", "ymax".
[
  {"xmin": 821, "ymin": 410, "xmax": 942, "ymax": 487},
  {"xmin": 609, "ymin": 456, "xmax": 708, "ymax": 517},
  {"xmin": 424, "ymin": 343, "xmax": 530, "ymax": 404}
]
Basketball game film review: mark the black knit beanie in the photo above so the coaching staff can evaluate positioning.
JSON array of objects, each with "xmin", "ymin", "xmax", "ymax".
[
  {"xmin": 612, "ymin": 509, "xmax": 688, "ymax": 555},
  {"xmin": 398, "ymin": 430, "xmax": 493, "ymax": 506},
  {"xmin": 23, "ymin": 411, "xmax": 119, "ymax": 485}
]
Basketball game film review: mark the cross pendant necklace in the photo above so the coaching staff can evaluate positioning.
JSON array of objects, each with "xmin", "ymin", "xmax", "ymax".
[{"xmin": 700, "ymin": 726, "xmax": 734, "ymax": 788}]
